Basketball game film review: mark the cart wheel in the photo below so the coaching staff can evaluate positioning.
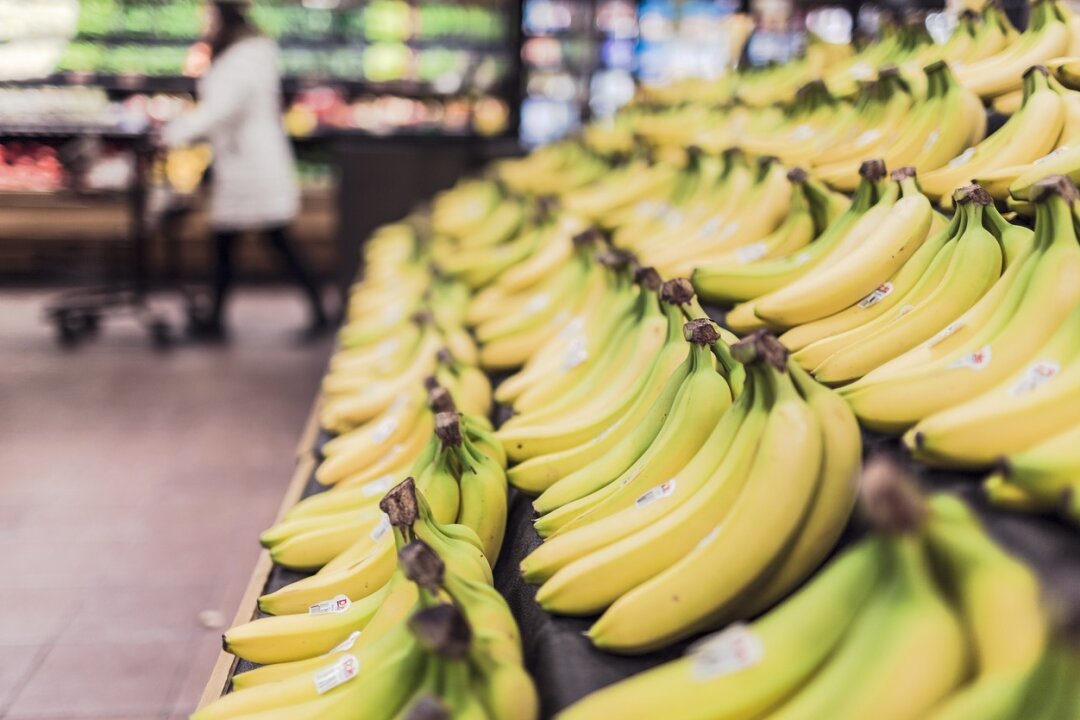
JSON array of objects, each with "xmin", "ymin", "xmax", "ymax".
[
  {"xmin": 150, "ymin": 320, "xmax": 172, "ymax": 349},
  {"xmin": 54, "ymin": 312, "xmax": 83, "ymax": 348},
  {"xmin": 83, "ymin": 312, "xmax": 101, "ymax": 335}
]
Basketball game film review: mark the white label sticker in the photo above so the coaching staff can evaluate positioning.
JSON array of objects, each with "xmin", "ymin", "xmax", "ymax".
[
  {"xmin": 381, "ymin": 304, "xmax": 405, "ymax": 325},
  {"xmin": 698, "ymin": 216, "xmax": 722, "ymax": 238},
  {"xmin": 896, "ymin": 304, "xmax": 915, "ymax": 318},
  {"xmin": 561, "ymin": 337, "xmax": 589, "ymax": 371},
  {"xmin": 850, "ymin": 62, "xmax": 873, "ymax": 79},
  {"xmin": 559, "ymin": 315, "xmax": 586, "ymax": 340},
  {"xmin": 793, "ymin": 251, "xmax": 812, "ymax": 266},
  {"xmin": 947, "ymin": 147, "xmax": 976, "ymax": 169},
  {"xmin": 525, "ymin": 293, "xmax": 551, "ymax": 314},
  {"xmin": 736, "ymin": 242, "xmax": 768, "ymax": 265},
  {"xmin": 790, "ymin": 124, "xmax": 814, "ymax": 141},
  {"xmin": 858, "ymin": 283, "xmax": 893, "ymax": 308},
  {"xmin": 927, "ymin": 322, "xmax": 963, "ymax": 348},
  {"xmin": 855, "ymin": 128, "xmax": 881, "ymax": 147},
  {"xmin": 720, "ymin": 222, "xmax": 740, "ymax": 240},
  {"xmin": 921, "ymin": 129, "xmax": 940, "ymax": 152},
  {"xmin": 361, "ymin": 474, "xmax": 395, "ymax": 498},
  {"xmin": 371, "ymin": 417, "xmax": 398, "ymax": 444},
  {"xmin": 370, "ymin": 514, "xmax": 392, "ymax": 542},
  {"xmin": 1010, "ymin": 360, "xmax": 1060, "ymax": 396},
  {"xmin": 309, "ymin": 594, "xmax": 352, "ymax": 616},
  {"xmin": 664, "ymin": 210, "xmax": 685, "ymax": 229},
  {"xmin": 323, "ymin": 630, "xmax": 361, "ymax": 656},
  {"xmin": 635, "ymin": 200, "xmax": 659, "ymax": 217},
  {"xmin": 635, "ymin": 480, "xmax": 677, "ymax": 508},
  {"xmin": 376, "ymin": 337, "xmax": 400, "ymax": 359},
  {"xmin": 689, "ymin": 624, "xmax": 765, "ymax": 681},
  {"xmin": 948, "ymin": 345, "xmax": 992, "ymax": 370},
  {"xmin": 313, "ymin": 654, "xmax": 360, "ymax": 694}
]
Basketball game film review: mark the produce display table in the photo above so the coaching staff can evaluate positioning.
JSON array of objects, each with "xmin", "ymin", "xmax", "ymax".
[{"xmin": 199, "ymin": 387, "xmax": 1080, "ymax": 717}]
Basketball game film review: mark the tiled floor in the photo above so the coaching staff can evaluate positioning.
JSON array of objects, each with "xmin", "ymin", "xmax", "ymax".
[{"xmin": 0, "ymin": 289, "xmax": 331, "ymax": 719}]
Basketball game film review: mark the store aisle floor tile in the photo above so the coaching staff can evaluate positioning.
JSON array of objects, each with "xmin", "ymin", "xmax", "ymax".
[
  {"xmin": 3, "ymin": 641, "xmax": 187, "ymax": 718},
  {"xmin": 0, "ymin": 289, "xmax": 331, "ymax": 719}
]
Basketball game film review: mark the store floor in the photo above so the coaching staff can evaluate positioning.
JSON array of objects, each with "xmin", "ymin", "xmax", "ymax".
[{"xmin": 0, "ymin": 289, "xmax": 332, "ymax": 720}]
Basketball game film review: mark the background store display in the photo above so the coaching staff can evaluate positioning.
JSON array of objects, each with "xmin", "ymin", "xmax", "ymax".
[{"xmin": 2, "ymin": 0, "xmax": 518, "ymax": 138}]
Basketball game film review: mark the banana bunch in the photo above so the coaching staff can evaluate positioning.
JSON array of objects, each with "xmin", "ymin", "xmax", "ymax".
[
  {"xmin": 605, "ymin": 148, "xmax": 725, "ymax": 253},
  {"xmin": 430, "ymin": 178, "xmax": 502, "ymax": 239},
  {"xmin": 200, "ymin": 480, "xmax": 536, "ymax": 720},
  {"xmin": 782, "ymin": 184, "xmax": 1018, "ymax": 385},
  {"xmin": 821, "ymin": 18, "xmax": 935, "ymax": 97},
  {"xmin": 495, "ymin": 140, "xmax": 611, "ymax": 197},
  {"xmin": 662, "ymin": 167, "xmax": 844, "ymax": 283},
  {"xmin": 694, "ymin": 159, "xmax": 891, "ymax": 306},
  {"xmin": 470, "ymin": 230, "xmax": 632, "ymax": 371},
  {"xmin": 559, "ymin": 460, "xmax": 1073, "ymax": 720},
  {"xmin": 812, "ymin": 61, "xmax": 985, "ymax": 192},
  {"xmin": 260, "ymin": 407, "xmax": 506, "ymax": 601},
  {"xmin": 522, "ymin": 330, "xmax": 861, "ymax": 655},
  {"xmin": 498, "ymin": 278, "xmax": 734, "ymax": 494},
  {"xmin": 616, "ymin": 156, "xmax": 833, "ymax": 279},
  {"xmin": 522, "ymin": 316, "xmax": 736, "ymax": 531},
  {"xmin": 953, "ymin": 0, "xmax": 1072, "ymax": 100},
  {"xmin": 935, "ymin": 7, "xmax": 1015, "ymax": 67},
  {"xmin": 729, "ymin": 166, "xmax": 935, "ymax": 333},
  {"xmin": 974, "ymin": 67, "xmax": 1080, "ymax": 200},
  {"xmin": 919, "ymin": 65, "xmax": 1066, "ymax": 203},
  {"xmin": 841, "ymin": 175, "xmax": 1080, "ymax": 434},
  {"xmin": 987, "ymin": 422, "xmax": 1080, "ymax": 524},
  {"xmin": 323, "ymin": 236, "xmax": 491, "ymax": 434}
]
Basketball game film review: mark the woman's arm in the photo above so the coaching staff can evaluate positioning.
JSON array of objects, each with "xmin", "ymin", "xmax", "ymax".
[{"xmin": 162, "ymin": 41, "xmax": 265, "ymax": 148}]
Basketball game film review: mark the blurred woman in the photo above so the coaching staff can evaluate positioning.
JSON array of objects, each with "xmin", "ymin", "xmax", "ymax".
[{"xmin": 164, "ymin": 0, "xmax": 327, "ymax": 339}]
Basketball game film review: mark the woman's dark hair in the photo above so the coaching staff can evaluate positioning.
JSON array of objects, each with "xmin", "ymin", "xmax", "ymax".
[{"xmin": 209, "ymin": 2, "xmax": 261, "ymax": 59}]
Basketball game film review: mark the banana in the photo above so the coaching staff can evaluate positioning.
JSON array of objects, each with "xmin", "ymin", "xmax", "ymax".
[
  {"xmin": 555, "ymin": 538, "xmax": 887, "ymax": 720},
  {"xmin": 588, "ymin": 336, "xmax": 823, "ymax": 653},
  {"xmin": 504, "ymin": 273, "xmax": 667, "ymax": 433},
  {"xmin": 923, "ymin": 495, "xmax": 1048, "ymax": 720},
  {"xmin": 768, "ymin": 535, "xmax": 967, "ymax": 720},
  {"xmin": 454, "ymin": 434, "xmax": 508, "ymax": 565},
  {"xmin": 728, "ymin": 362, "xmax": 860, "ymax": 617},
  {"xmin": 754, "ymin": 167, "xmax": 932, "ymax": 328},
  {"xmin": 495, "ymin": 266, "xmax": 635, "ymax": 412},
  {"xmin": 993, "ymin": 421, "xmax": 1080, "ymax": 511},
  {"xmin": 225, "ymin": 582, "xmax": 392, "ymax": 664}
]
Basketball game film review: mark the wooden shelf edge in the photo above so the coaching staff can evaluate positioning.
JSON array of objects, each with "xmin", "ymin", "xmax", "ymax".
[{"xmin": 196, "ymin": 396, "xmax": 322, "ymax": 709}]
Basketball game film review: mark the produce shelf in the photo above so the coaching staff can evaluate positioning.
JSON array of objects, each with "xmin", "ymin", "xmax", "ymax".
[{"xmin": 198, "ymin": 319, "xmax": 1080, "ymax": 717}]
